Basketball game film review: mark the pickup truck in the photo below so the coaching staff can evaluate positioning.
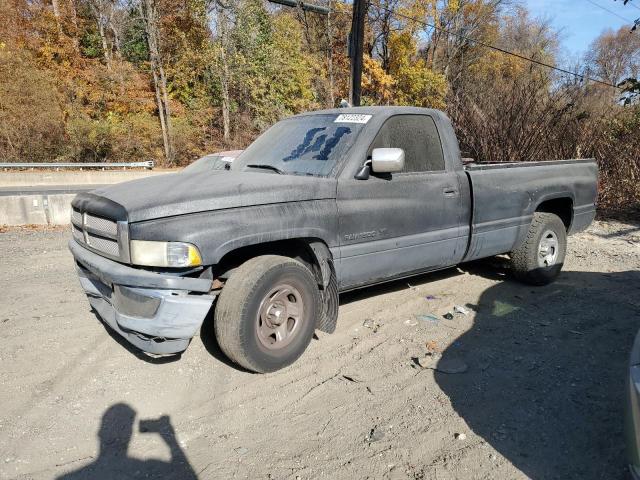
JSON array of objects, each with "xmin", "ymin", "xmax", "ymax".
[{"xmin": 69, "ymin": 106, "xmax": 597, "ymax": 372}]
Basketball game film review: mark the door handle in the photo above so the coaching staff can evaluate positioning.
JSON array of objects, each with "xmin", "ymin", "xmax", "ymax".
[{"xmin": 443, "ymin": 187, "xmax": 458, "ymax": 197}]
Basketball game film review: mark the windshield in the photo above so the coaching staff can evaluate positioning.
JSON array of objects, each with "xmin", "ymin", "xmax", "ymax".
[
  {"xmin": 233, "ymin": 114, "xmax": 369, "ymax": 177},
  {"xmin": 183, "ymin": 155, "xmax": 229, "ymax": 174}
]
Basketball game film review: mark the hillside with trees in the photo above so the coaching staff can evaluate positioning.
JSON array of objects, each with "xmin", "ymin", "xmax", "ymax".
[{"xmin": 0, "ymin": 0, "xmax": 638, "ymax": 211}]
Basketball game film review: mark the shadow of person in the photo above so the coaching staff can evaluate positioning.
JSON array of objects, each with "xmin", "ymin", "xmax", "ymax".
[
  {"xmin": 434, "ymin": 269, "xmax": 640, "ymax": 479},
  {"xmin": 57, "ymin": 403, "xmax": 197, "ymax": 480}
]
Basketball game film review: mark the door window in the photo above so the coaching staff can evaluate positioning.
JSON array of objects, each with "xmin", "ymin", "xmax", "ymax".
[{"xmin": 369, "ymin": 115, "xmax": 445, "ymax": 172}]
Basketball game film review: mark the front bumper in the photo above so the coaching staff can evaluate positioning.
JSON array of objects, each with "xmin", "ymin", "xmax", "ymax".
[{"xmin": 69, "ymin": 239, "xmax": 215, "ymax": 355}]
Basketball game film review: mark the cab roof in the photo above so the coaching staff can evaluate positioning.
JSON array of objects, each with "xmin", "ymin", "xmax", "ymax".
[{"xmin": 291, "ymin": 105, "xmax": 444, "ymax": 119}]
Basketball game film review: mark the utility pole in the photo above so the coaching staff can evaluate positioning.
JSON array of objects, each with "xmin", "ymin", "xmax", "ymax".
[
  {"xmin": 349, "ymin": 0, "xmax": 367, "ymax": 106},
  {"xmin": 266, "ymin": 0, "xmax": 331, "ymax": 105},
  {"xmin": 268, "ymin": 0, "xmax": 366, "ymax": 107}
]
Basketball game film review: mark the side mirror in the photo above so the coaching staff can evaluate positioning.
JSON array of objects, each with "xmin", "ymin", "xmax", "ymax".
[
  {"xmin": 371, "ymin": 148, "xmax": 404, "ymax": 173},
  {"xmin": 354, "ymin": 160, "xmax": 371, "ymax": 180}
]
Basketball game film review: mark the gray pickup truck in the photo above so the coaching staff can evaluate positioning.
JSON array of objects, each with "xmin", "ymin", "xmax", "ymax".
[{"xmin": 69, "ymin": 106, "xmax": 597, "ymax": 372}]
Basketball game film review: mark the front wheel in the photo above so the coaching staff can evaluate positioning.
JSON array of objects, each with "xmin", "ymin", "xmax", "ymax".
[
  {"xmin": 214, "ymin": 255, "xmax": 321, "ymax": 373},
  {"xmin": 510, "ymin": 212, "xmax": 567, "ymax": 286}
]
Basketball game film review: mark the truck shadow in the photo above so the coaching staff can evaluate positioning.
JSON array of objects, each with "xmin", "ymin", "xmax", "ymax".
[
  {"xmin": 90, "ymin": 310, "xmax": 183, "ymax": 365},
  {"xmin": 55, "ymin": 403, "xmax": 196, "ymax": 480},
  {"xmin": 434, "ymin": 265, "xmax": 640, "ymax": 479},
  {"xmin": 199, "ymin": 267, "xmax": 468, "ymax": 371},
  {"xmin": 339, "ymin": 266, "xmax": 465, "ymax": 305},
  {"xmin": 200, "ymin": 308, "xmax": 253, "ymax": 372},
  {"xmin": 337, "ymin": 259, "xmax": 639, "ymax": 477}
]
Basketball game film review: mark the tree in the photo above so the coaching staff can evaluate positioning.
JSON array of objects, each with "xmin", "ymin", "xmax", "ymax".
[
  {"xmin": 585, "ymin": 26, "xmax": 640, "ymax": 87},
  {"xmin": 446, "ymin": 10, "xmax": 567, "ymax": 163},
  {"xmin": 367, "ymin": 0, "xmax": 403, "ymax": 73},
  {"xmin": 138, "ymin": 0, "xmax": 174, "ymax": 164},
  {"xmin": 1, "ymin": 0, "xmax": 638, "ymax": 212},
  {"xmin": 361, "ymin": 54, "xmax": 394, "ymax": 104},
  {"xmin": 216, "ymin": 2, "xmax": 233, "ymax": 141},
  {"xmin": 0, "ymin": 46, "xmax": 66, "ymax": 162},
  {"xmin": 88, "ymin": 0, "xmax": 116, "ymax": 69},
  {"xmin": 388, "ymin": 31, "xmax": 447, "ymax": 108}
]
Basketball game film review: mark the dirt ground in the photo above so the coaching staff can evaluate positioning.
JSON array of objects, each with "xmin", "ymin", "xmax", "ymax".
[{"xmin": 1, "ymin": 220, "xmax": 639, "ymax": 480}]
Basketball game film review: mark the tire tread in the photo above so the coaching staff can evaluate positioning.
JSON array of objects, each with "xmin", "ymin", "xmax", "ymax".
[
  {"xmin": 214, "ymin": 255, "xmax": 317, "ymax": 372},
  {"xmin": 510, "ymin": 212, "xmax": 566, "ymax": 286}
]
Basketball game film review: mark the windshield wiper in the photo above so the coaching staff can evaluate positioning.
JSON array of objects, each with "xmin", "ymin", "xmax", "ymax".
[{"xmin": 246, "ymin": 164, "xmax": 284, "ymax": 174}]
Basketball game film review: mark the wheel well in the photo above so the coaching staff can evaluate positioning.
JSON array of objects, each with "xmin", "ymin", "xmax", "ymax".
[
  {"xmin": 213, "ymin": 238, "xmax": 328, "ymax": 285},
  {"xmin": 536, "ymin": 198, "xmax": 573, "ymax": 230}
]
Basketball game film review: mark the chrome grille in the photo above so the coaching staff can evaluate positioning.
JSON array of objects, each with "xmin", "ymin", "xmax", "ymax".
[
  {"xmin": 71, "ymin": 210, "xmax": 83, "ymax": 226},
  {"xmin": 86, "ymin": 232, "xmax": 120, "ymax": 257},
  {"xmin": 72, "ymin": 224, "xmax": 84, "ymax": 243},
  {"xmin": 85, "ymin": 213, "xmax": 118, "ymax": 238},
  {"xmin": 72, "ymin": 207, "xmax": 127, "ymax": 261}
]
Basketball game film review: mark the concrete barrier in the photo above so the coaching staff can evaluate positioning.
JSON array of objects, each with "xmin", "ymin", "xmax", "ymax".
[
  {"xmin": 47, "ymin": 194, "xmax": 76, "ymax": 225},
  {"xmin": 0, "ymin": 169, "xmax": 172, "ymax": 187},
  {"xmin": 0, "ymin": 169, "xmax": 177, "ymax": 226},
  {"xmin": 0, "ymin": 194, "xmax": 76, "ymax": 225}
]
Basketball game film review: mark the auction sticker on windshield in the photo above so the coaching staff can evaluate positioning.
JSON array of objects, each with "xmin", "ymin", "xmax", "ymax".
[{"xmin": 334, "ymin": 114, "xmax": 372, "ymax": 124}]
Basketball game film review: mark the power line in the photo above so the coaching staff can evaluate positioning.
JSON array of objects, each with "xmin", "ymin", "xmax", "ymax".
[
  {"xmin": 363, "ymin": 5, "xmax": 623, "ymax": 90},
  {"xmin": 585, "ymin": 0, "xmax": 635, "ymax": 23},
  {"xmin": 619, "ymin": 0, "xmax": 640, "ymax": 12}
]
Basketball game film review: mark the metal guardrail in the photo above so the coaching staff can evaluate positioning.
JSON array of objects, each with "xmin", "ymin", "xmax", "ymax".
[{"xmin": 0, "ymin": 161, "xmax": 155, "ymax": 169}]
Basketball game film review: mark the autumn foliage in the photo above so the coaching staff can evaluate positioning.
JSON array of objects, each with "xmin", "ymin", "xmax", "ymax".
[{"xmin": 0, "ymin": 0, "xmax": 638, "ymax": 212}]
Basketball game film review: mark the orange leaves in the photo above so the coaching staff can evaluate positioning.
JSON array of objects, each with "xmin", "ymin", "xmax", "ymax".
[
  {"xmin": 362, "ymin": 55, "xmax": 395, "ymax": 104},
  {"xmin": 387, "ymin": 31, "xmax": 447, "ymax": 108}
]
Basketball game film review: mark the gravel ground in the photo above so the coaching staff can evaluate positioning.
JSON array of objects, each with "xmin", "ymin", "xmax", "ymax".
[{"xmin": 1, "ymin": 220, "xmax": 639, "ymax": 480}]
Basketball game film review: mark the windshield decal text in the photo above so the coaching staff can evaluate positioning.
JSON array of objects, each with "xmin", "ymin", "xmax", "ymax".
[{"xmin": 334, "ymin": 114, "xmax": 372, "ymax": 124}]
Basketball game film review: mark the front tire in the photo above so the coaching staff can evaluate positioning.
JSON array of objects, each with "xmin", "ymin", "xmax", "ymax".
[
  {"xmin": 214, "ymin": 255, "xmax": 320, "ymax": 373},
  {"xmin": 510, "ymin": 212, "xmax": 567, "ymax": 286}
]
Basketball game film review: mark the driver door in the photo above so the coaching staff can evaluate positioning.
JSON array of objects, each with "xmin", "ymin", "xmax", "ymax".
[{"xmin": 335, "ymin": 114, "xmax": 467, "ymax": 289}]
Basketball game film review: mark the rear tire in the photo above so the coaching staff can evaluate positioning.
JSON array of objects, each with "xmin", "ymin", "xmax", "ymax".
[
  {"xmin": 510, "ymin": 212, "xmax": 567, "ymax": 286},
  {"xmin": 214, "ymin": 255, "xmax": 320, "ymax": 373}
]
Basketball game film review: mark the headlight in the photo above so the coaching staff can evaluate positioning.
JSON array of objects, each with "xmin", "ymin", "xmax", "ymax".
[{"xmin": 130, "ymin": 240, "xmax": 202, "ymax": 267}]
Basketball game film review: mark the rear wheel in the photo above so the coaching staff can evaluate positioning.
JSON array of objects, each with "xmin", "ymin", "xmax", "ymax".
[
  {"xmin": 510, "ymin": 212, "xmax": 567, "ymax": 286},
  {"xmin": 214, "ymin": 255, "xmax": 320, "ymax": 373}
]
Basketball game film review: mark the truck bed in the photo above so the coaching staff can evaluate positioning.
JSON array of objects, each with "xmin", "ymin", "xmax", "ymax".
[
  {"xmin": 463, "ymin": 158, "xmax": 596, "ymax": 171},
  {"xmin": 462, "ymin": 158, "xmax": 598, "ymax": 262}
]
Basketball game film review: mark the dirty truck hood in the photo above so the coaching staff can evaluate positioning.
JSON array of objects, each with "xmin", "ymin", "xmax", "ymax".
[{"xmin": 92, "ymin": 170, "xmax": 337, "ymax": 223}]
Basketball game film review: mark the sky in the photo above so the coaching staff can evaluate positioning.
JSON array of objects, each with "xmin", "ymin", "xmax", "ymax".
[{"xmin": 524, "ymin": 0, "xmax": 639, "ymax": 58}]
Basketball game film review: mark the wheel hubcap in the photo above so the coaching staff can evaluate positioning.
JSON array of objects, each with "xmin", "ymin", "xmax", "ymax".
[
  {"xmin": 538, "ymin": 230, "xmax": 559, "ymax": 268},
  {"xmin": 256, "ymin": 284, "xmax": 304, "ymax": 350}
]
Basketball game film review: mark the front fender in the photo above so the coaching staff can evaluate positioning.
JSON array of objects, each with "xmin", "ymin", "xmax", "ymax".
[{"xmin": 128, "ymin": 200, "xmax": 339, "ymax": 265}]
